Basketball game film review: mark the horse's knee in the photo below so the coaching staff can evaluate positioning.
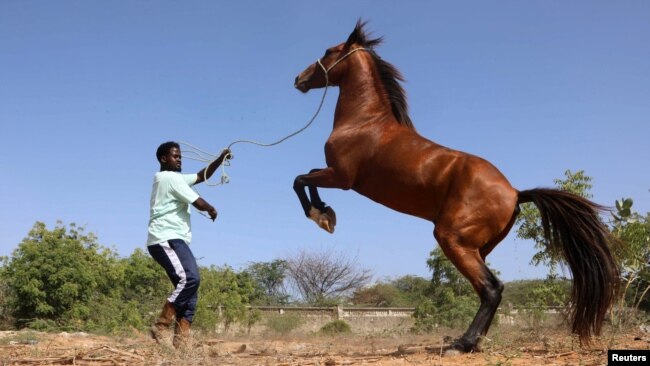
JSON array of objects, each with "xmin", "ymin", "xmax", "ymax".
[{"xmin": 293, "ymin": 176, "xmax": 305, "ymax": 191}]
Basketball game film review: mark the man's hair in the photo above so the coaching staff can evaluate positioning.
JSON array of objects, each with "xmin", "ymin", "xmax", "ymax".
[{"xmin": 156, "ymin": 141, "xmax": 180, "ymax": 162}]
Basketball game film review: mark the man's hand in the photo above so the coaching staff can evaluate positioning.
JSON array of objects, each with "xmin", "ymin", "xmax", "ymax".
[
  {"xmin": 193, "ymin": 198, "xmax": 218, "ymax": 221},
  {"xmin": 195, "ymin": 148, "xmax": 233, "ymax": 184},
  {"xmin": 208, "ymin": 207, "xmax": 218, "ymax": 221},
  {"xmin": 221, "ymin": 148, "xmax": 232, "ymax": 160}
]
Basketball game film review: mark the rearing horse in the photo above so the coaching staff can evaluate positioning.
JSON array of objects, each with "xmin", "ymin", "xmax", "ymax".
[{"xmin": 293, "ymin": 21, "xmax": 618, "ymax": 353}]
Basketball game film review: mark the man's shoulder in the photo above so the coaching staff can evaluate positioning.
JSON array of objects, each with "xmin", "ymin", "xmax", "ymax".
[
  {"xmin": 155, "ymin": 171, "xmax": 196, "ymax": 185},
  {"xmin": 155, "ymin": 171, "xmax": 180, "ymax": 180}
]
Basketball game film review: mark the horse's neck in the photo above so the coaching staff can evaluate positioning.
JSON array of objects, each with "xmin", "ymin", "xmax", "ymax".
[{"xmin": 333, "ymin": 63, "xmax": 393, "ymax": 129}]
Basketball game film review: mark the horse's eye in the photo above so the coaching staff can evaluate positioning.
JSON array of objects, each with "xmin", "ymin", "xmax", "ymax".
[{"xmin": 324, "ymin": 50, "xmax": 332, "ymax": 57}]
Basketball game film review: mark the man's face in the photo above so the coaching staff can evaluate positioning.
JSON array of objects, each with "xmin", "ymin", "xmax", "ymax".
[{"xmin": 160, "ymin": 147, "xmax": 182, "ymax": 172}]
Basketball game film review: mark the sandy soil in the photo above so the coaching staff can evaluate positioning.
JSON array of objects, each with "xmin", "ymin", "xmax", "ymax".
[{"xmin": 1, "ymin": 327, "xmax": 649, "ymax": 365}]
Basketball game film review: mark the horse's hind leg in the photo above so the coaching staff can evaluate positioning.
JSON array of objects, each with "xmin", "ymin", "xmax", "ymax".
[
  {"xmin": 479, "ymin": 206, "xmax": 519, "ymax": 260},
  {"xmin": 434, "ymin": 228, "xmax": 504, "ymax": 354}
]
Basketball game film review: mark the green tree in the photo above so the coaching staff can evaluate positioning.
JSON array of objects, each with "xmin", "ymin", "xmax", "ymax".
[
  {"xmin": 391, "ymin": 275, "xmax": 432, "ymax": 303},
  {"xmin": 502, "ymin": 279, "xmax": 569, "ymax": 307},
  {"xmin": 85, "ymin": 248, "xmax": 172, "ymax": 333},
  {"xmin": 121, "ymin": 248, "xmax": 170, "ymax": 302},
  {"xmin": 193, "ymin": 265, "xmax": 259, "ymax": 332},
  {"xmin": 352, "ymin": 282, "xmax": 404, "ymax": 307},
  {"xmin": 0, "ymin": 256, "xmax": 11, "ymax": 328},
  {"xmin": 244, "ymin": 260, "xmax": 289, "ymax": 305},
  {"xmin": 610, "ymin": 198, "xmax": 650, "ymax": 325},
  {"xmin": 3, "ymin": 222, "xmax": 121, "ymax": 328},
  {"xmin": 352, "ymin": 275, "xmax": 432, "ymax": 307},
  {"xmin": 1, "ymin": 222, "xmax": 267, "ymax": 334},
  {"xmin": 521, "ymin": 269, "xmax": 571, "ymax": 327}
]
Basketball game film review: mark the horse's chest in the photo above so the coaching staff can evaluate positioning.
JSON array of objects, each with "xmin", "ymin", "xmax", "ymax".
[{"xmin": 325, "ymin": 129, "xmax": 380, "ymax": 160}]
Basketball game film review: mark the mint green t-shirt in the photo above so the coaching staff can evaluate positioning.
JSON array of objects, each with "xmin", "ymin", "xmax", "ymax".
[{"xmin": 147, "ymin": 171, "xmax": 200, "ymax": 246}]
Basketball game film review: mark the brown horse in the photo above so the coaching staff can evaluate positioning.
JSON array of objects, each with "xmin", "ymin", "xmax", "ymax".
[{"xmin": 292, "ymin": 21, "xmax": 618, "ymax": 353}]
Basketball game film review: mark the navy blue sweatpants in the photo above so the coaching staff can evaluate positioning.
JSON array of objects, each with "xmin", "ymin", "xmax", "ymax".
[{"xmin": 148, "ymin": 239, "xmax": 200, "ymax": 323}]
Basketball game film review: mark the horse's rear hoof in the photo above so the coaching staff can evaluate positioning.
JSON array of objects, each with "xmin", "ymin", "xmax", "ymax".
[
  {"xmin": 441, "ymin": 340, "xmax": 478, "ymax": 356},
  {"xmin": 443, "ymin": 348, "xmax": 463, "ymax": 356}
]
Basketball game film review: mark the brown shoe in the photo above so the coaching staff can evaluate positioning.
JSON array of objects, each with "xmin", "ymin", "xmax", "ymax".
[
  {"xmin": 173, "ymin": 318, "xmax": 191, "ymax": 349},
  {"xmin": 150, "ymin": 301, "xmax": 176, "ymax": 343}
]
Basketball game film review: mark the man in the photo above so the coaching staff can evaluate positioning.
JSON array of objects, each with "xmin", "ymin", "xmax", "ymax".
[{"xmin": 147, "ymin": 141, "xmax": 230, "ymax": 348}]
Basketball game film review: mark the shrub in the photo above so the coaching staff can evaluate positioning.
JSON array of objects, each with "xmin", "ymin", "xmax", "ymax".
[
  {"xmin": 265, "ymin": 314, "xmax": 303, "ymax": 335},
  {"xmin": 3, "ymin": 222, "xmax": 122, "ymax": 329},
  {"xmin": 319, "ymin": 320, "xmax": 351, "ymax": 335},
  {"xmin": 412, "ymin": 293, "xmax": 478, "ymax": 333},
  {"xmin": 26, "ymin": 318, "xmax": 57, "ymax": 331},
  {"xmin": 193, "ymin": 265, "xmax": 259, "ymax": 333}
]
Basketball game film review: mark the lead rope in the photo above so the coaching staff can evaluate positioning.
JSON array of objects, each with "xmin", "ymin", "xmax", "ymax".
[
  {"xmin": 180, "ymin": 74, "xmax": 329, "ymax": 188},
  {"xmin": 181, "ymin": 48, "xmax": 367, "ymax": 218}
]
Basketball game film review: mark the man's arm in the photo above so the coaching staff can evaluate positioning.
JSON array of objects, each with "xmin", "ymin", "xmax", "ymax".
[
  {"xmin": 195, "ymin": 149, "xmax": 232, "ymax": 184},
  {"xmin": 192, "ymin": 197, "xmax": 218, "ymax": 221}
]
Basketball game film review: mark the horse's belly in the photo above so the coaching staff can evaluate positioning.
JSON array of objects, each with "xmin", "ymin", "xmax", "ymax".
[{"xmin": 352, "ymin": 182, "xmax": 439, "ymax": 221}]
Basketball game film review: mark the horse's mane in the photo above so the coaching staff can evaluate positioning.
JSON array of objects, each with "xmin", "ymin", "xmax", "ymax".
[{"xmin": 346, "ymin": 21, "xmax": 414, "ymax": 129}]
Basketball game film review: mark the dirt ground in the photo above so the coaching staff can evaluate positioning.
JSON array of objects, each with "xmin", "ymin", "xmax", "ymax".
[{"xmin": 1, "ymin": 326, "xmax": 649, "ymax": 366}]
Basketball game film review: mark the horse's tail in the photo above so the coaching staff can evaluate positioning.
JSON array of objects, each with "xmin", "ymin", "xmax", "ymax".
[{"xmin": 517, "ymin": 188, "xmax": 619, "ymax": 343}]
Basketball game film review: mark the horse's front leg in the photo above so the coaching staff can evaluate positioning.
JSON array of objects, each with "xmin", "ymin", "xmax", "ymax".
[{"xmin": 293, "ymin": 167, "xmax": 347, "ymax": 233}]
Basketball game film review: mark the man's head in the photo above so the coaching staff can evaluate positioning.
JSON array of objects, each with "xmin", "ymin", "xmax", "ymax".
[{"xmin": 156, "ymin": 141, "xmax": 182, "ymax": 172}]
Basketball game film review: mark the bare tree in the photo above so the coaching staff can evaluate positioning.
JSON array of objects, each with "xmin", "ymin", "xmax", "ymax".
[{"xmin": 286, "ymin": 248, "xmax": 373, "ymax": 304}]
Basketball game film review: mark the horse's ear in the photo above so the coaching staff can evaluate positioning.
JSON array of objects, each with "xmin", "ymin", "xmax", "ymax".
[{"xmin": 345, "ymin": 19, "xmax": 366, "ymax": 47}]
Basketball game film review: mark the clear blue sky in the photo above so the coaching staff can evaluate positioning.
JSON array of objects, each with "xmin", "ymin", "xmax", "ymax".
[{"xmin": 1, "ymin": 1, "xmax": 648, "ymax": 282}]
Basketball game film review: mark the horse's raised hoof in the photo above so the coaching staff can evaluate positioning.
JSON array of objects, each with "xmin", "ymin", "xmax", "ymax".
[{"xmin": 308, "ymin": 206, "xmax": 336, "ymax": 233}]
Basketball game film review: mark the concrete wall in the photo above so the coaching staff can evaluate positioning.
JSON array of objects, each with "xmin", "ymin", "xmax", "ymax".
[
  {"xmin": 496, "ymin": 306, "xmax": 566, "ymax": 327},
  {"xmin": 219, "ymin": 306, "xmax": 415, "ymax": 335},
  {"xmin": 222, "ymin": 306, "xmax": 566, "ymax": 336},
  {"xmin": 336, "ymin": 307, "xmax": 415, "ymax": 335}
]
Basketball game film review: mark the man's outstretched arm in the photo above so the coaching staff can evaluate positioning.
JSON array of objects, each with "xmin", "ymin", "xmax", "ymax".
[{"xmin": 195, "ymin": 149, "xmax": 231, "ymax": 184}]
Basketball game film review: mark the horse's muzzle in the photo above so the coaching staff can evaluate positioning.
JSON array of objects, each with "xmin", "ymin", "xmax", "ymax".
[{"xmin": 294, "ymin": 75, "xmax": 310, "ymax": 93}]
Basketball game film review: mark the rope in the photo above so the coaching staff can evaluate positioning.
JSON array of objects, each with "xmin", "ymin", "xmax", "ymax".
[
  {"xmin": 179, "ymin": 76, "xmax": 330, "ymax": 187},
  {"xmin": 179, "ymin": 48, "xmax": 367, "ymax": 219},
  {"xmin": 181, "ymin": 47, "xmax": 368, "ymax": 187}
]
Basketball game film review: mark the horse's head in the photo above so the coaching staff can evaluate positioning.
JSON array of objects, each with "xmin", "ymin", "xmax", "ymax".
[{"xmin": 294, "ymin": 20, "xmax": 382, "ymax": 93}]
